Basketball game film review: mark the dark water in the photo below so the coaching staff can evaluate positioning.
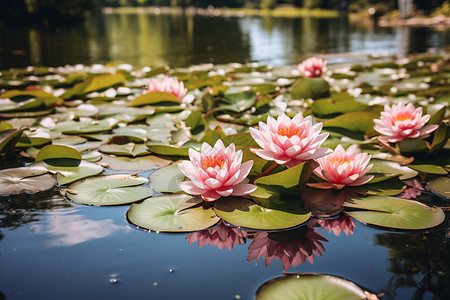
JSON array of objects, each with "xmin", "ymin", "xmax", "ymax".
[
  {"xmin": 0, "ymin": 187, "xmax": 449, "ymax": 300},
  {"xmin": 0, "ymin": 12, "xmax": 449, "ymax": 69}
]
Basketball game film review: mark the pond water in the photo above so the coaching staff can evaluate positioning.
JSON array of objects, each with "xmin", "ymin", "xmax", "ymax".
[
  {"xmin": 0, "ymin": 11, "xmax": 450, "ymax": 300},
  {"xmin": 0, "ymin": 12, "xmax": 449, "ymax": 69}
]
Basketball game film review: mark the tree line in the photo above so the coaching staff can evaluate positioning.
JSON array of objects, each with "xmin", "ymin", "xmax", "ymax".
[{"xmin": 0, "ymin": 0, "xmax": 447, "ymax": 23}]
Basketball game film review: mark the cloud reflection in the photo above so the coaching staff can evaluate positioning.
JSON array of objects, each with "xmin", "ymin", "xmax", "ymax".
[{"xmin": 31, "ymin": 212, "xmax": 127, "ymax": 247}]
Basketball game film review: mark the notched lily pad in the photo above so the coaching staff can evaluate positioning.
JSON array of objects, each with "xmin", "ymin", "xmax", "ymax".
[
  {"xmin": 65, "ymin": 174, "xmax": 152, "ymax": 206},
  {"xmin": 127, "ymin": 194, "xmax": 219, "ymax": 232},
  {"xmin": 100, "ymin": 154, "xmax": 171, "ymax": 171},
  {"xmin": 343, "ymin": 195, "xmax": 445, "ymax": 230}
]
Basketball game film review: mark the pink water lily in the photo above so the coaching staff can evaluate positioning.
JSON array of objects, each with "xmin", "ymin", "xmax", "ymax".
[
  {"xmin": 178, "ymin": 140, "xmax": 256, "ymax": 202},
  {"xmin": 373, "ymin": 102, "xmax": 438, "ymax": 143},
  {"xmin": 309, "ymin": 144, "xmax": 373, "ymax": 190},
  {"xmin": 147, "ymin": 76, "xmax": 187, "ymax": 101},
  {"xmin": 249, "ymin": 112, "xmax": 331, "ymax": 168},
  {"xmin": 298, "ymin": 57, "xmax": 327, "ymax": 78}
]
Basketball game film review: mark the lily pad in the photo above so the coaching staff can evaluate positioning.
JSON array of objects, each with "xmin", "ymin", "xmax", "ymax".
[
  {"xmin": 428, "ymin": 176, "xmax": 450, "ymax": 200},
  {"xmin": 409, "ymin": 164, "xmax": 448, "ymax": 175},
  {"xmin": 291, "ymin": 78, "xmax": 330, "ymax": 100},
  {"xmin": 0, "ymin": 166, "xmax": 56, "ymax": 195},
  {"xmin": 127, "ymin": 194, "xmax": 219, "ymax": 232},
  {"xmin": 0, "ymin": 128, "xmax": 24, "ymax": 154},
  {"xmin": 66, "ymin": 174, "xmax": 152, "ymax": 206},
  {"xmin": 35, "ymin": 145, "xmax": 82, "ymax": 162},
  {"xmin": 255, "ymin": 273, "xmax": 367, "ymax": 300},
  {"xmin": 369, "ymin": 159, "xmax": 419, "ymax": 180},
  {"xmin": 148, "ymin": 161, "xmax": 185, "ymax": 193},
  {"xmin": 130, "ymin": 92, "xmax": 181, "ymax": 107},
  {"xmin": 98, "ymin": 143, "xmax": 151, "ymax": 157},
  {"xmin": 343, "ymin": 196, "xmax": 445, "ymax": 230},
  {"xmin": 33, "ymin": 160, "xmax": 104, "ymax": 185},
  {"xmin": 100, "ymin": 154, "xmax": 171, "ymax": 171},
  {"xmin": 214, "ymin": 197, "xmax": 311, "ymax": 230}
]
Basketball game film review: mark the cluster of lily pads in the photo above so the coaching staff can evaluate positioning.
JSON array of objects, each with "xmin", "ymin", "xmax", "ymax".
[{"xmin": 0, "ymin": 53, "xmax": 449, "ymax": 298}]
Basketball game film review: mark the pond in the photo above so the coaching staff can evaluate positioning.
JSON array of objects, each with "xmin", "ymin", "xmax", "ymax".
[
  {"xmin": 0, "ymin": 11, "xmax": 449, "ymax": 300},
  {"xmin": 0, "ymin": 11, "xmax": 450, "ymax": 69}
]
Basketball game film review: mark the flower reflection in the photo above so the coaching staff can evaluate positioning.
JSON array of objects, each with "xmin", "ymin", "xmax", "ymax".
[
  {"xmin": 247, "ymin": 226, "xmax": 328, "ymax": 272},
  {"xmin": 30, "ymin": 212, "xmax": 127, "ymax": 247},
  {"xmin": 314, "ymin": 215, "xmax": 356, "ymax": 236},
  {"xmin": 186, "ymin": 220, "xmax": 247, "ymax": 250},
  {"xmin": 399, "ymin": 179, "xmax": 424, "ymax": 200}
]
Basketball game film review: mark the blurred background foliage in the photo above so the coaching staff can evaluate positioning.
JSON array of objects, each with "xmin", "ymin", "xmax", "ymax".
[{"xmin": 0, "ymin": 0, "xmax": 448, "ymax": 23}]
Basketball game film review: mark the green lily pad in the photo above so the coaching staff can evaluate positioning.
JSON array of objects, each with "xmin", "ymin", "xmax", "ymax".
[
  {"xmin": 214, "ymin": 197, "xmax": 311, "ymax": 230},
  {"xmin": 215, "ymin": 91, "xmax": 257, "ymax": 113},
  {"xmin": 409, "ymin": 164, "xmax": 448, "ymax": 175},
  {"xmin": 100, "ymin": 154, "xmax": 171, "ymax": 171},
  {"xmin": 146, "ymin": 142, "xmax": 193, "ymax": 157},
  {"xmin": 98, "ymin": 143, "xmax": 151, "ymax": 157},
  {"xmin": 0, "ymin": 128, "xmax": 24, "ymax": 154},
  {"xmin": 254, "ymin": 161, "xmax": 317, "ymax": 195},
  {"xmin": 62, "ymin": 73, "xmax": 126, "ymax": 99},
  {"xmin": 66, "ymin": 174, "xmax": 152, "ymax": 206},
  {"xmin": 428, "ymin": 176, "xmax": 450, "ymax": 199},
  {"xmin": 33, "ymin": 160, "xmax": 104, "ymax": 185},
  {"xmin": 397, "ymin": 138, "xmax": 429, "ymax": 155},
  {"xmin": 256, "ymin": 273, "xmax": 367, "ymax": 300},
  {"xmin": 53, "ymin": 118, "xmax": 119, "ymax": 135},
  {"xmin": 35, "ymin": 145, "xmax": 82, "ymax": 162},
  {"xmin": 148, "ymin": 161, "xmax": 185, "ymax": 193},
  {"xmin": 0, "ymin": 166, "xmax": 56, "ymax": 195},
  {"xmin": 323, "ymin": 111, "xmax": 377, "ymax": 134},
  {"xmin": 291, "ymin": 78, "xmax": 330, "ymax": 100},
  {"xmin": 127, "ymin": 194, "xmax": 219, "ymax": 232},
  {"xmin": 369, "ymin": 159, "xmax": 419, "ymax": 180},
  {"xmin": 15, "ymin": 136, "xmax": 51, "ymax": 148},
  {"xmin": 130, "ymin": 91, "xmax": 181, "ymax": 107},
  {"xmin": 343, "ymin": 196, "xmax": 445, "ymax": 230}
]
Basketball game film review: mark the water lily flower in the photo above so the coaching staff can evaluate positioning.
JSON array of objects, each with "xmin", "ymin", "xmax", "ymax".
[
  {"xmin": 186, "ymin": 220, "xmax": 247, "ymax": 251},
  {"xmin": 373, "ymin": 102, "xmax": 438, "ymax": 143},
  {"xmin": 249, "ymin": 112, "xmax": 331, "ymax": 168},
  {"xmin": 247, "ymin": 227, "xmax": 327, "ymax": 272},
  {"xmin": 178, "ymin": 140, "xmax": 256, "ymax": 202},
  {"xmin": 298, "ymin": 57, "xmax": 327, "ymax": 78},
  {"xmin": 146, "ymin": 76, "xmax": 187, "ymax": 102},
  {"xmin": 309, "ymin": 144, "xmax": 373, "ymax": 190}
]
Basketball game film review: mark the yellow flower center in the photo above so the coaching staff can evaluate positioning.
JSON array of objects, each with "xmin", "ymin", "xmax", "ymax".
[
  {"xmin": 394, "ymin": 112, "xmax": 413, "ymax": 122},
  {"xmin": 277, "ymin": 125, "xmax": 302, "ymax": 138},
  {"xmin": 202, "ymin": 154, "xmax": 226, "ymax": 170},
  {"xmin": 330, "ymin": 157, "xmax": 352, "ymax": 165}
]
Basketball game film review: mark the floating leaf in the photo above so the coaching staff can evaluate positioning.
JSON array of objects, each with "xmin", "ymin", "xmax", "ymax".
[
  {"xmin": 344, "ymin": 196, "xmax": 445, "ymax": 230},
  {"xmin": 291, "ymin": 78, "xmax": 330, "ymax": 100},
  {"xmin": 146, "ymin": 142, "xmax": 191, "ymax": 157},
  {"xmin": 369, "ymin": 159, "xmax": 418, "ymax": 180},
  {"xmin": 98, "ymin": 143, "xmax": 151, "ymax": 157},
  {"xmin": 215, "ymin": 91, "xmax": 257, "ymax": 113},
  {"xmin": 428, "ymin": 176, "xmax": 450, "ymax": 200},
  {"xmin": 35, "ymin": 145, "xmax": 82, "ymax": 163},
  {"xmin": 311, "ymin": 93, "xmax": 367, "ymax": 117},
  {"xmin": 100, "ymin": 154, "xmax": 171, "ymax": 171},
  {"xmin": 127, "ymin": 194, "xmax": 219, "ymax": 232},
  {"xmin": 397, "ymin": 138, "xmax": 429, "ymax": 155},
  {"xmin": 0, "ymin": 166, "xmax": 56, "ymax": 195},
  {"xmin": 0, "ymin": 128, "xmax": 24, "ymax": 154},
  {"xmin": 33, "ymin": 160, "xmax": 104, "ymax": 185},
  {"xmin": 256, "ymin": 273, "xmax": 367, "ymax": 300},
  {"xmin": 323, "ymin": 111, "xmax": 377, "ymax": 134},
  {"xmin": 409, "ymin": 164, "xmax": 448, "ymax": 175},
  {"xmin": 214, "ymin": 197, "xmax": 311, "ymax": 230},
  {"xmin": 66, "ymin": 174, "xmax": 152, "ymax": 206},
  {"xmin": 254, "ymin": 161, "xmax": 317, "ymax": 195},
  {"xmin": 148, "ymin": 161, "xmax": 185, "ymax": 193},
  {"xmin": 130, "ymin": 91, "xmax": 180, "ymax": 107}
]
